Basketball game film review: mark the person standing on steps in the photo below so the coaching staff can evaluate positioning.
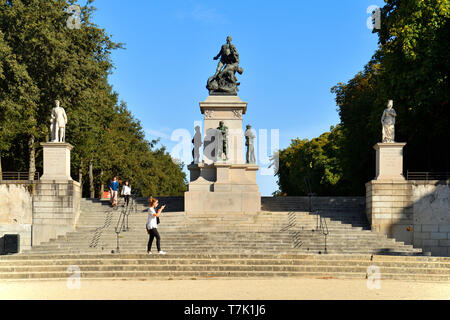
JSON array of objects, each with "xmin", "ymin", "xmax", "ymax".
[
  {"xmin": 109, "ymin": 176, "xmax": 119, "ymax": 207},
  {"xmin": 146, "ymin": 197, "xmax": 166, "ymax": 255},
  {"xmin": 121, "ymin": 181, "xmax": 131, "ymax": 207}
]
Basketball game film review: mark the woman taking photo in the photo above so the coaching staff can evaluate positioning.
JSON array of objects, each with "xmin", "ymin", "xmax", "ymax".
[{"xmin": 146, "ymin": 197, "xmax": 166, "ymax": 255}]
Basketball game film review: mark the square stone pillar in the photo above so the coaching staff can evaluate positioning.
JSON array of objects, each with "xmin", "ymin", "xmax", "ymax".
[
  {"xmin": 200, "ymin": 95, "xmax": 247, "ymax": 164},
  {"xmin": 374, "ymin": 143, "xmax": 407, "ymax": 181},
  {"xmin": 40, "ymin": 143, "xmax": 73, "ymax": 181},
  {"xmin": 366, "ymin": 142, "xmax": 413, "ymax": 245},
  {"xmin": 185, "ymin": 95, "xmax": 261, "ymax": 214}
]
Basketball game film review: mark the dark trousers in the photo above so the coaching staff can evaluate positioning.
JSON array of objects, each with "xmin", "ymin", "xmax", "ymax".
[
  {"xmin": 147, "ymin": 228, "xmax": 161, "ymax": 252},
  {"xmin": 124, "ymin": 195, "xmax": 130, "ymax": 206}
]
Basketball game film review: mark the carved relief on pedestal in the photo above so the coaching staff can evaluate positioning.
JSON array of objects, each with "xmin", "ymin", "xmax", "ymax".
[
  {"xmin": 233, "ymin": 109, "xmax": 243, "ymax": 119},
  {"xmin": 204, "ymin": 110, "xmax": 214, "ymax": 119}
]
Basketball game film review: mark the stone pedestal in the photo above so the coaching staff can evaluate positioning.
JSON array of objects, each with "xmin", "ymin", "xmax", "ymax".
[
  {"xmin": 185, "ymin": 95, "xmax": 261, "ymax": 214},
  {"xmin": 40, "ymin": 143, "xmax": 73, "ymax": 181},
  {"xmin": 33, "ymin": 142, "xmax": 80, "ymax": 246},
  {"xmin": 374, "ymin": 143, "xmax": 406, "ymax": 181},
  {"xmin": 367, "ymin": 142, "xmax": 412, "ymax": 244},
  {"xmin": 200, "ymin": 95, "xmax": 247, "ymax": 164}
]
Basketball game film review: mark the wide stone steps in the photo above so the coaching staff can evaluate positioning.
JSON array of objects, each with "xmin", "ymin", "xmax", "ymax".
[
  {"xmin": 21, "ymin": 198, "xmax": 422, "ymax": 257},
  {"xmin": 7, "ymin": 198, "xmax": 436, "ymax": 281},
  {"xmin": 1, "ymin": 254, "xmax": 449, "ymax": 281}
]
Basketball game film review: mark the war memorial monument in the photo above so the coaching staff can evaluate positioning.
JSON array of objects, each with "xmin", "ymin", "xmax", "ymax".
[{"xmin": 0, "ymin": 37, "xmax": 449, "ymax": 285}]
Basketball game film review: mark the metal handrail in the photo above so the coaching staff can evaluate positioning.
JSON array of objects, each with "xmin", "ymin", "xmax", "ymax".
[
  {"xmin": 114, "ymin": 195, "xmax": 136, "ymax": 253},
  {"xmin": 1, "ymin": 172, "xmax": 40, "ymax": 181},
  {"xmin": 406, "ymin": 171, "xmax": 450, "ymax": 181},
  {"xmin": 315, "ymin": 210, "xmax": 329, "ymax": 254}
]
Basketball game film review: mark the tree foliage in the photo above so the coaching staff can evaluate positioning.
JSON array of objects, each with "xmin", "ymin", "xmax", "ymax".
[
  {"xmin": 277, "ymin": 0, "xmax": 449, "ymax": 196},
  {"xmin": 0, "ymin": 0, "xmax": 187, "ymax": 196}
]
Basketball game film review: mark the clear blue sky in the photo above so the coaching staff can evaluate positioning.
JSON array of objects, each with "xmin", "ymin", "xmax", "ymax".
[{"xmin": 91, "ymin": 0, "xmax": 385, "ymax": 196}]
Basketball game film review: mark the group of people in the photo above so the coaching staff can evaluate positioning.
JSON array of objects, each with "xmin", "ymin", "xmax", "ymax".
[
  {"xmin": 108, "ymin": 177, "xmax": 132, "ymax": 207},
  {"xmin": 108, "ymin": 177, "xmax": 167, "ymax": 255}
]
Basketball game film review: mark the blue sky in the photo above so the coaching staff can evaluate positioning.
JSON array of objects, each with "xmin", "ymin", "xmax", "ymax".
[{"xmin": 91, "ymin": 0, "xmax": 385, "ymax": 196}]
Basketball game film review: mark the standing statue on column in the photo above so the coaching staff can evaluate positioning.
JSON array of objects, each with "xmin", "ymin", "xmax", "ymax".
[
  {"xmin": 216, "ymin": 121, "xmax": 228, "ymax": 161},
  {"xmin": 192, "ymin": 126, "xmax": 203, "ymax": 164},
  {"xmin": 245, "ymin": 125, "xmax": 256, "ymax": 164},
  {"xmin": 381, "ymin": 100, "xmax": 396, "ymax": 143},
  {"xmin": 50, "ymin": 100, "xmax": 68, "ymax": 143}
]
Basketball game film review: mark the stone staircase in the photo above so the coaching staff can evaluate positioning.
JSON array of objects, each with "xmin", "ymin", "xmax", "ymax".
[{"xmin": 2, "ymin": 197, "xmax": 449, "ymax": 281}]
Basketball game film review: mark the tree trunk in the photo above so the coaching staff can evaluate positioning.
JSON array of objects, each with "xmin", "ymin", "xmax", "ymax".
[
  {"xmin": 89, "ymin": 159, "xmax": 94, "ymax": 198},
  {"xmin": 100, "ymin": 168, "xmax": 104, "ymax": 199},
  {"xmin": 78, "ymin": 159, "xmax": 83, "ymax": 197},
  {"xmin": 28, "ymin": 135, "xmax": 36, "ymax": 181}
]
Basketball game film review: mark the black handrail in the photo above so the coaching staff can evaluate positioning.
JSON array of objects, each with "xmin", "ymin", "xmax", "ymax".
[
  {"xmin": 114, "ymin": 195, "xmax": 136, "ymax": 253},
  {"xmin": 1, "ymin": 172, "xmax": 40, "ymax": 181},
  {"xmin": 406, "ymin": 171, "xmax": 450, "ymax": 181},
  {"xmin": 314, "ymin": 210, "xmax": 329, "ymax": 254}
]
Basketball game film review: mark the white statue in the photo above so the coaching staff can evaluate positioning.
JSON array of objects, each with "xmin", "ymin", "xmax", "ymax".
[
  {"xmin": 381, "ymin": 100, "xmax": 396, "ymax": 143},
  {"xmin": 50, "ymin": 100, "xmax": 68, "ymax": 143},
  {"xmin": 245, "ymin": 125, "xmax": 256, "ymax": 164}
]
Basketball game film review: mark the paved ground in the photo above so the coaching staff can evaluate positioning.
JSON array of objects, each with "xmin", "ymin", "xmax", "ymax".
[{"xmin": 1, "ymin": 278, "xmax": 450, "ymax": 300}]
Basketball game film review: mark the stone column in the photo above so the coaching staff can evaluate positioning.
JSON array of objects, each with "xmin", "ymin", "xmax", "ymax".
[
  {"xmin": 185, "ymin": 95, "xmax": 261, "ymax": 214},
  {"xmin": 200, "ymin": 95, "xmax": 247, "ymax": 164},
  {"xmin": 366, "ymin": 142, "xmax": 413, "ymax": 245},
  {"xmin": 31, "ymin": 142, "xmax": 80, "ymax": 246}
]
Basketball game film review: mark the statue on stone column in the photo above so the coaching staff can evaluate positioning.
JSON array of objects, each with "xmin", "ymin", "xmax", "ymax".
[
  {"xmin": 206, "ymin": 36, "xmax": 244, "ymax": 95},
  {"xmin": 245, "ymin": 125, "xmax": 256, "ymax": 164},
  {"xmin": 50, "ymin": 100, "xmax": 68, "ymax": 143},
  {"xmin": 216, "ymin": 121, "xmax": 228, "ymax": 161},
  {"xmin": 381, "ymin": 100, "xmax": 396, "ymax": 143},
  {"xmin": 192, "ymin": 126, "xmax": 203, "ymax": 164}
]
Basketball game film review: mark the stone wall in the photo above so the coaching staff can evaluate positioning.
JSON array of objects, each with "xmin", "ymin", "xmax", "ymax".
[
  {"xmin": 412, "ymin": 182, "xmax": 450, "ymax": 256},
  {"xmin": 366, "ymin": 180, "xmax": 450, "ymax": 256},
  {"xmin": 0, "ymin": 184, "xmax": 33, "ymax": 252},
  {"xmin": 32, "ymin": 180, "xmax": 81, "ymax": 246},
  {"xmin": 0, "ymin": 180, "xmax": 81, "ymax": 253}
]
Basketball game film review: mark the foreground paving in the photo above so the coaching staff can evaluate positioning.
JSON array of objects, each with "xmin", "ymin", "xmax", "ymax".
[{"xmin": 1, "ymin": 278, "xmax": 450, "ymax": 300}]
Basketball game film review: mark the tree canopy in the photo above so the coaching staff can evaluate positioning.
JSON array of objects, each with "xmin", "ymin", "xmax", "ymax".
[
  {"xmin": 0, "ymin": 0, "xmax": 187, "ymax": 197},
  {"xmin": 277, "ymin": 0, "xmax": 449, "ymax": 196}
]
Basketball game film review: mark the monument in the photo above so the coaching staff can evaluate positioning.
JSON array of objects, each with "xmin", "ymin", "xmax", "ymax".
[
  {"xmin": 41, "ymin": 100, "xmax": 73, "ymax": 181},
  {"xmin": 32, "ymin": 100, "xmax": 81, "ymax": 247},
  {"xmin": 374, "ymin": 100, "xmax": 406, "ymax": 181},
  {"xmin": 185, "ymin": 37, "xmax": 261, "ymax": 214},
  {"xmin": 366, "ymin": 100, "xmax": 410, "ymax": 244}
]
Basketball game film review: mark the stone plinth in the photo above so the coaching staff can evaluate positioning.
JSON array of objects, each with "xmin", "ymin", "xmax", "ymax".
[
  {"xmin": 32, "ymin": 180, "xmax": 81, "ymax": 246},
  {"xmin": 186, "ymin": 95, "xmax": 261, "ymax": 214},
  {"xmin": 41, "ymin": 143, "xmax": 73, "ymax": 181},
  {"xmin": 186, "ymin": 162, "xmax": 261, "ymax": 214},
  {"xmin": 374, "ymin": 143, "xmax": 406, "ymax": 181}
]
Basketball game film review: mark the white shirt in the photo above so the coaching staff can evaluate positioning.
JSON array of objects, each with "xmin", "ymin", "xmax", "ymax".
[
  {"xmin": 121, "ymin": 185, "xmax": 131, "ymax": 196},
  {"xmin": 146, "ymin": 207, "xmax": 158, "ymax": 230}
]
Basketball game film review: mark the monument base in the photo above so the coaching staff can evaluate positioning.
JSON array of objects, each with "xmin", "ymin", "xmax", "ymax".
[
  {"xmin": 40, "ymin": 143, "xmax": 73, "ymax": 181},
  {"xmin": 374, "ymin": 143, "xmax": 406, "ymax": 181},
  {"xmin": 185, "ymin": 162, "xmax": 261, "ymax": 214}
]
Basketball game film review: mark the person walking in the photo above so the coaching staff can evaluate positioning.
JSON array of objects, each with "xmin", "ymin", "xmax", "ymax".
[
  {"xmin": 109, "ymin": 176, "xmax": 119, "ymax": 207},
  {"xmin": 121, "ymin": 181, "xmax": 132, "ymax": 207},
  {"xmin": 146, "ymin": 197, "xmax": 166, "ymax": 255}
]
